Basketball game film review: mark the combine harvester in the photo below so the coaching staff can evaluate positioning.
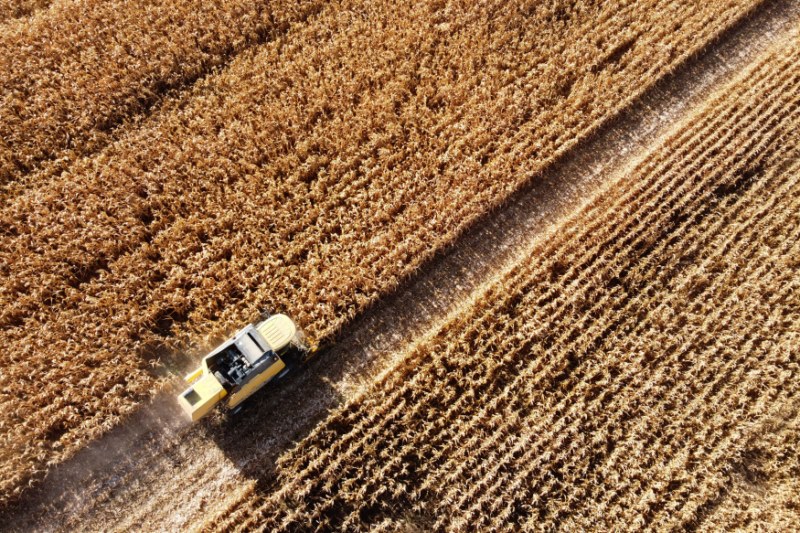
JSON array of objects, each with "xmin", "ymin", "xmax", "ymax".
[{"xmin": 177, "ymin": 313, "xmax": 311, "ymax": 421}]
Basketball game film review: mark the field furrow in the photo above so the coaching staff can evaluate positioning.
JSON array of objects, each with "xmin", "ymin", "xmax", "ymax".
[
  {"xmin": 242, "ymin": 56, "xmax": 800, "ymax": 526},
  {"xmin": 695, "ymin": 408, "xmax": 800, "ymax": 530}
]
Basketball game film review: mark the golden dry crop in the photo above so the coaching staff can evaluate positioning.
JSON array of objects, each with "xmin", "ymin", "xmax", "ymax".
[
  {"xmin": 216, "ymin": 30, "xmax": 800, "ymax": 530},
  {"xmin": 0, "ymin": 0, "xmax": 324, "ymax": 188},
  {"xmin": 1, "ymin": 0, "xmax": 797, "ymax": 529},
  {"xmin": 0, "ymin": 0, "xmax": 50, "ymax": 21}
]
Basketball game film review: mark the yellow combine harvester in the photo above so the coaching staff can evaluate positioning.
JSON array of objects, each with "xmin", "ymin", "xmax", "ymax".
[{"xmin": 178, "ymin": 313, "xmax": 310, "ymax": 421}]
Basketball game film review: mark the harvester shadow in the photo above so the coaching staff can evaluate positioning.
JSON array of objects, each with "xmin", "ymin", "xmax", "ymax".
[
  {"xmin": 205, "ymin": 349, "xmax": 344, "ymax": 492},
  {"xmin": 208, "ymin": 0, "xmax": 799, "ymax": 504}
]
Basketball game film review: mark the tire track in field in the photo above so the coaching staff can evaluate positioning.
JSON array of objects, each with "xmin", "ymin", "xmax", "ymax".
[{"xmin": 2, "ymin": 3, "xmax": 797, "ymax": 531}]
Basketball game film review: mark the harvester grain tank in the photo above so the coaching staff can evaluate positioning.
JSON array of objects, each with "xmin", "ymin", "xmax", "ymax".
[{"xmin": 178, "ymin": 313, "xmax": 310, "ymax": 421}]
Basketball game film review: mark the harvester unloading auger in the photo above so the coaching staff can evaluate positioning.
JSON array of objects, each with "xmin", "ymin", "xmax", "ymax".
[{"xmin": 177, "ymin": 313, "xmax": 312, "ymax": 421}]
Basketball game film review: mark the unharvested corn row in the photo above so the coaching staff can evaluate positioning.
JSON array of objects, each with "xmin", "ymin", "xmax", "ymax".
[{"xmin": 0, "ymin": 0, "xmax": 51, "ymax": 22}]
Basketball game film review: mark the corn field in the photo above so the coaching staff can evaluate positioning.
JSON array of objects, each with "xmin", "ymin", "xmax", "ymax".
[
  {"xmin": 224, "ymin": 32, "xmax": 800, "ymax": 530},
  {"xmin": 0, "ymin": 0, "xmax": 797, "ymax": 530}
]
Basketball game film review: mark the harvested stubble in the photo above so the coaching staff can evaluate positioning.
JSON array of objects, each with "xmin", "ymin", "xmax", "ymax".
[
  {"xmin": 0, "ymin": 0, "xmax": 764, "ymax": 505},
  {"xmin": 219, "ymin": 32, "xmax": 800, "ymax": 531}
]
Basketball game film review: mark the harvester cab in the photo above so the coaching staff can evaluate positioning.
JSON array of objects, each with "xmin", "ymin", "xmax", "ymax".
[{"xmin": 178, "ymin": 313, "xmax": 309, "ymax": 421}]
